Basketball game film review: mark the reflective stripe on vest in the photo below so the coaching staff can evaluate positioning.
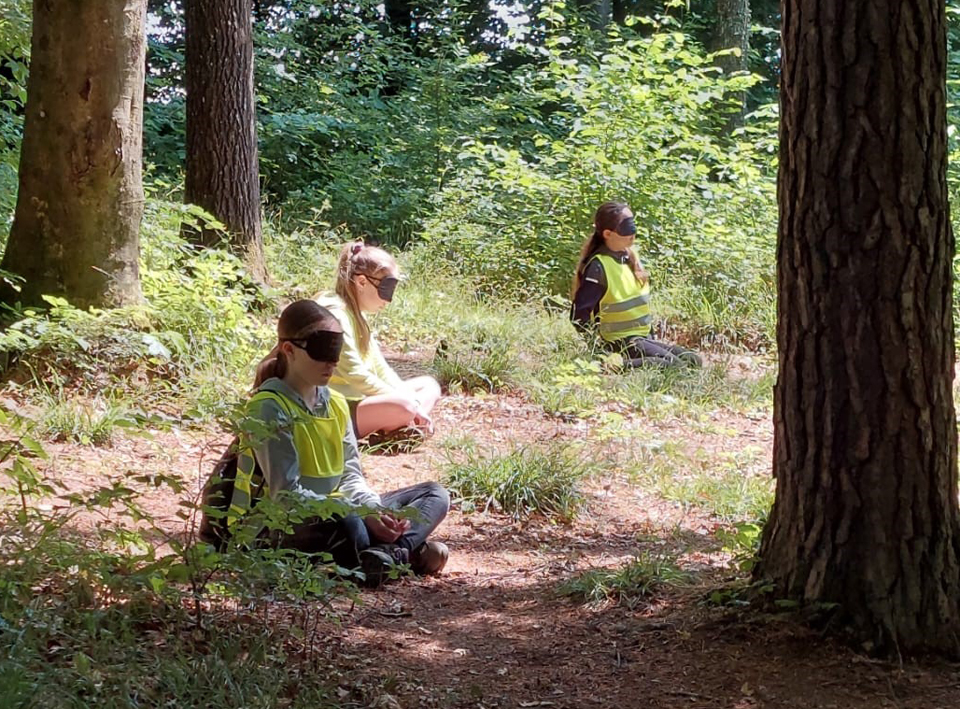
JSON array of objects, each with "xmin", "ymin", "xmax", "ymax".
[
  {"xmin": 228, "ymin": 389, "xmax": 350, "ymax": 525},
  {"xmin": 592, "ymin": 252, "xmax": 652, "ymax": 341}
]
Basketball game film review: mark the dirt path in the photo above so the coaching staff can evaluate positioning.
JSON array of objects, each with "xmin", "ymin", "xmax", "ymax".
[{"xmin": 31, "ymin": 374, "xmax": 960, "ymax": 709}]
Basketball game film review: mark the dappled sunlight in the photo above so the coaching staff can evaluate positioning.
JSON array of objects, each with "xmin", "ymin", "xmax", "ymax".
[{"xmin": 3, "ymin": 0, "xmax": 959, "ymax": 700}]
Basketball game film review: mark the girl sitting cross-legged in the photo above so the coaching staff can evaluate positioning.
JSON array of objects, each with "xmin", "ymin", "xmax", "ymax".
[
  {"xmin": 223, "ymin": 299, "xmax": 450, "ymax": 584},
  {"xmin": 571, "ymin": 201, "xmax": 702, "ymax": 369},
  {"xmin": 317, "ymin": 242, "xmax": 442, "ymax": 445}
]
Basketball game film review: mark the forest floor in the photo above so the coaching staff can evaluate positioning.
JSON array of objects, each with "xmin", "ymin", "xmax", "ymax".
[{"xmin": 34, "ymin": 354, "xmax": 960, "ymax": 709}]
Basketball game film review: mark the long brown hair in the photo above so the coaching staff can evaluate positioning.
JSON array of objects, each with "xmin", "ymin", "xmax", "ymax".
[
  {"xmin": 253, "ymin": 300, "xmax": 339, "ymax": 389},
  {"xmin": 334, "ymin": 241, "xmax": 396, "ymax": 355},
  {"xmin": 571, "ymin": 201, "xmax": 648, "ymax": 299}
]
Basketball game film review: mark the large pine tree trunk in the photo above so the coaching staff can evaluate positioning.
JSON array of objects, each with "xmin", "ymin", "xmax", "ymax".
[
  {"xmin": 184, "ymin": 0, "xmax": 264, "ymax": 280},
  {"xmin": 709, "ymin": 0, "xmax": 751, "ymax": 131},
  {"xmin": 1, "ymin": 0, "xmax": 146, "ymax": 308},
  {"xmin": 757, "ymin": 0, "xmax": 960, "ymax": 656}
]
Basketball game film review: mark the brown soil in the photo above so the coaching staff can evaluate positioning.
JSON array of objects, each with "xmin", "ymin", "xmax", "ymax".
[{"xmin": 27, "ymin": 356, "xmax": 960, "ymax": 709}]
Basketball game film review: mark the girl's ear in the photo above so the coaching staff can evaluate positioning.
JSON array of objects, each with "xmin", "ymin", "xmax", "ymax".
[
  {"xmin": 353, "ymin": 274, "xmax": 367, "ymax": 288},
  {"xmin": 278, "ymin": 341, "xmax": 295, "ymax": 357},
  {"xmin": 601, "ymin": 228, "xmax": 613, "ymax": 240}
]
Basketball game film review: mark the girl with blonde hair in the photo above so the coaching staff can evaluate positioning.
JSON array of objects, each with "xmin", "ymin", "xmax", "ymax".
[{"xmin": 317, "ymin": 242, "xmax": 442, "ymax": 441}]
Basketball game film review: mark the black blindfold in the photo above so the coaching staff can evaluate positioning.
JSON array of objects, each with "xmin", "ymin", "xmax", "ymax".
[
  {"xmin": 283, "ymin": 330, "xmax": 344, "ymax": 363},
  {"xmin": 372, "ymin": 275, "xmax": 399, "ymax": 302},
  {"xmin": 617, "ymin": 216, "xmax": 637, "ymax": 237}
]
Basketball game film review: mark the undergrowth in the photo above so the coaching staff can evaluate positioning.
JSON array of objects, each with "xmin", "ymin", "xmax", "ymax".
[
  {"xmin": 0, "ymin": 407, "xmax": 362, "ymax": 708},
  {"xmin": 0, "ymin": 198, "xmax": 272, "ymax": 423},
  {"xmin": 627, "ymin": 443, "xmax": 773, "ymax": 523}
]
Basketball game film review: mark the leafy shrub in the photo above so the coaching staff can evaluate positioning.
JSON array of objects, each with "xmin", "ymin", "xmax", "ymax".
[
  {"xmin": 442, "ymin": 443, "xmax": 599, "ymax": 521},
  {"xmin": 420, "ymin": 25, "xmax": 777, "ymax": 349},
  {"xmin": 0, "ymin": 198, "xmax": 273, "ymax": 419},
  {"xmin": 716, "ymin": 520, "xmax": 765, "ymax": 573}
]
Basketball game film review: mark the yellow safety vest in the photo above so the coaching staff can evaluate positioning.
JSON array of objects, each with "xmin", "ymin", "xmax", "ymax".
[
  {"xmin": 591, "ymin": 252, "xmax": 653, "ymax": 341},
  {"xmin": 228, "ymin": 389, "xmax": 349, "ymax": 525}
]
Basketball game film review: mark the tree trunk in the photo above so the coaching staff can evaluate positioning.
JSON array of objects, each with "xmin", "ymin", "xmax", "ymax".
[
  {"xmin": 577, "ymin": 0, "xmax": 612, "ymax": 31},
  {"xmin": 184, "ymin": 0, "xmax": 264, "ymax": 281},
  {"xmin": 384, "ymin": 0, "xmax": 413, "ymax": 37},
  {"xmin": 1, "ymin": 0, "xmax": 146, "ymax": 308},
  {"xmin": 709, "ymin": 0, "xmax": 751, "ymax": 131},
  {"xmin": 757, "ymin": 0, "xmax": 960, "ymax": 656}
]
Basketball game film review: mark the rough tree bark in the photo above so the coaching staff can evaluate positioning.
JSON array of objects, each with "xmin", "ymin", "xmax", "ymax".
[
  {"xmin": 709, "ymin": 0, "xmax": 750, "ymax": 131},
  {"xmin": 184, "ymin": 0, "xmax": 265, "ymax": 281},
  {"xmin": 1, "ymin": 0, "xmax": 146, "ymax": 308},
  {"xmin": 756, "ymin": 0, "xmax": 960, "ymax": 656}
]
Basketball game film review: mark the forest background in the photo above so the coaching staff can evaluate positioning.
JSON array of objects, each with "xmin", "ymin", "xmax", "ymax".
[{"xmin": 1, "ymin": 1, "xmax": 960, "ymax": 706}]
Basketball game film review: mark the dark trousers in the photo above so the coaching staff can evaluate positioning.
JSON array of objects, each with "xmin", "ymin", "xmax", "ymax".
[
  {"xmin": 275, "ymin": 481, "xmax": 450, "ymax": 568},
  {"xmin": 617, "ymin": 336, "xmax": 702, "ymax": 369}
]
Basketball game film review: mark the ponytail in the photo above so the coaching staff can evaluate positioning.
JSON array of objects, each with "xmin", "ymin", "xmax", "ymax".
[
  {"xmin": 336, "ymin": 242, "xmax": 372, "ymax": 355},
  {"xmin": 625, "ymin": 251, "xmax": 649, "ymax": 286},
  {"xmin": 252, "ymin": 345, "xmax": 287, "ymax": 390},
  {"xmin": 571, "ymin": 229, "xmax": 606, "ymax": 299}
]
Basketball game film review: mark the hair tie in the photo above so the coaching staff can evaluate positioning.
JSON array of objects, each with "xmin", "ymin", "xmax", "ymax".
[{"xmin": 350, "ymin": 243, "xmax": 363, "ymax": 257}]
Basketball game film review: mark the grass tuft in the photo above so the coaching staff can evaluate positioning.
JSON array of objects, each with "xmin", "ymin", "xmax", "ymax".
[
  {"xmin": 442, "ymin": 443, "xmax": 600, "ymax": 521},
  {"xmin": 558, "ymin": 551, "xmax": 691, "ymax": 609},
  {"xmin": 39, "ymin": 394, "xmax": 136, "ymax": 446}
]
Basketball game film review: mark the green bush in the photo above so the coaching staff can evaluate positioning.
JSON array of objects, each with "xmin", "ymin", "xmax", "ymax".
[
  {"xmin": 420, "ymin": 27, "xmax": 777, "ymax": 349},
  {"xmin": 442, "ymin": 443, "xmax": 599, "ymax": 521},
  {"xmin": 0, "ymin": 197, "xmax": 273, "ymax": 420}
]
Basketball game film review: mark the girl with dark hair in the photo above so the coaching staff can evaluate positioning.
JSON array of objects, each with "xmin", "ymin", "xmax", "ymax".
[
  {"xmin": 317, "ymin": 242, "xmax": 441, "ymax": 442},
  {"xmin": 571, "ymin": 202, "xmax": 701, "ymax": 369},
  {"xmin": 227, "ymin": 299, "xmax": 450, "ymax": 584}
]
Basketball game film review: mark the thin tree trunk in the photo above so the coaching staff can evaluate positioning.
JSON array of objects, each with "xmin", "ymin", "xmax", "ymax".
[
  {"xmin": 1, "ymin": 0, "xmax": 146, "ymax": 308},
  {"xmin": 184, "ymin": 0, "xmax": 265, "ymax": 281},
  {"xmin": 709, "ymin": 0, "xmax": 751, "ymax": 132},
  {"xmin": 577, "ymin": 0, "xmax": 612, "ymax": 31},
  {"xmin": 757, "ymin": 0, "xmax": 960, "ymax": 656}
]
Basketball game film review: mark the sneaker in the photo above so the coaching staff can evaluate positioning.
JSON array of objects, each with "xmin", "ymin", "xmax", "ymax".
[
  {"xmin": 410, "ymin": 541, "xmax": 449, "ymax": 575},
  {"xmin": 358, "ymin": 544, "xmax": 410, "ymax": 588}
]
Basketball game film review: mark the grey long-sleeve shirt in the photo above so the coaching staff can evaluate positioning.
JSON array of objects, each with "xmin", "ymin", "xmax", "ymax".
[{"xmin": 249, "ymin": 378, "xmax": 382, "ymax": 509}]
